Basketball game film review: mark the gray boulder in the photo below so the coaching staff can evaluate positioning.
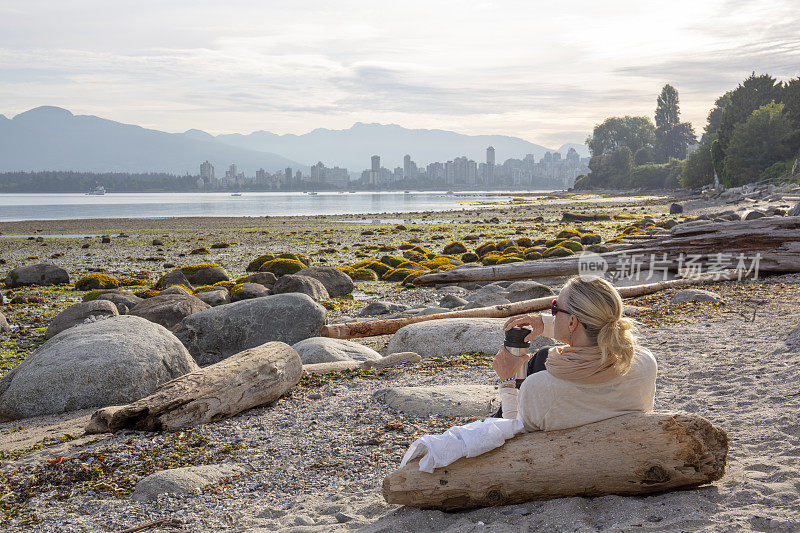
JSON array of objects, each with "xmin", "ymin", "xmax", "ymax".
[
  {"xmin": 154, "ymin": 269, "xmax": 193, "ymax": 290},
  {"xmin": 95, "ymin": 291, "xmax": 143, "ymax": 313},
  {"xmin": 45, "ymin": 300, "xmax": 118, "ymax": 339},
  {"xmin": 439, "ymin": 294, "xmax": 468, "ymax": 309},
  {"xmin": 387, "ymin": 317, "xmax": 554, "ymax": 358},
  {"xmin": 505, "ymin": 281, "xmax": 555, "ymax": 303},
  {"xmin": 376, "ymin": 385, "xmax": 500, "ymax": 418},
  {"xmin": 130, "ymin": 293, "xmax": 210, "ymax": 330},
  {"xmin": 0, "ymin": 311, "xmax": 9, "ymax": 334},
  {"xmin": 292, "ymin": 337, "xmax": 382, "ymax": 364},
  {"xmin": 437, "ymin": 286, "xmax": 468, "ymax": 296},
  {"xmin": 464, "ymin": 294, "xmax": 511, "ymax": 309},
  {"xmin": 240, "ymin": 272, "xmax": 277, "ymax": 288},
  {"xmin": 159, "ymin": 285, "xmax": 192, "ymax": 296},
  {"xmin": 417, "ymin": 307, "xmax": 450, "ymax": 316},
  {"xmin": 131, "ymin": 464, "xmax": 244, "ymax": 502},
  {"xmin": 669, "ymin": 203, "xmax": 683, "ymax": 214},
  {"xmin": 231, "ymin": 282, "xmax": 270, "ymax": 302},
  {"xmin": 272, "ymin": 275, "xmax": 329, "ymax": 301},
  {"xmin": 180, "ymin": 265, "xmax": 230, "ymax": 286},
  {"xmin": 743, "ymin": 210, "xmax": 767, "ymax": 221},
  {"xmin": 466, "ymin": 284, "xmax": 509, "ymax": 303},
  {"xmin": 196, "ymin": 288, "xmax": 230, "ymax": 306},
  {"xmin": 359, "ymin": 300, "xmax": 409, "ymax": 316},
  {"xmin": 0, "ymin": 316, "xmax": 198, "ymax": 420},
  {"xmin": 4, "ymin": 263, "xmax": 69, "ymax": 288},
  {"xmin": 670, "ymin": 289, "xmax": 723, "ymax": 305},
  {"xmin": 173, "ymin": 293, "xmax": 326, "ymax": 366},
  {"xmin": 296, "ymin": 266, "xmax": 354, "ymax": 297}
]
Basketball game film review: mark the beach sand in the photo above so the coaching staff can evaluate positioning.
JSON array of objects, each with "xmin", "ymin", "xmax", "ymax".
[{"xmin": 1, "ymin": 190, "xmax": 799, "ymax": 531}]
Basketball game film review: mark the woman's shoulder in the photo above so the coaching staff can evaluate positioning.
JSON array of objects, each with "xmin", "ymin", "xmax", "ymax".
[{"xmin": 627, "ymin": 344, "xmax": 657, "ymax": 377}]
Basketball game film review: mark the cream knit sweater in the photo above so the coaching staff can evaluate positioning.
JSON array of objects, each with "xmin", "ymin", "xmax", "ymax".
[{"xmin": 500, "ymin": 313, "xmax": 657, "ymax": 432}]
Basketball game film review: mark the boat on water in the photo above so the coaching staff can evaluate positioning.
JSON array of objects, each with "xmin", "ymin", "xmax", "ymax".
[
  {"xmin": 404, "ymin": 190, "xmax": 411, "ymax": 194},
  {"xmin": 308, "ymin": 191, "xmax": 318, "ymax": 196},
  {"xmin": 86, "ymin": 185, "xmax": 106, "ymax": 195},
  {"xmin": 231, "ymin": 193, "xmax": 242, "ymax": 196}
]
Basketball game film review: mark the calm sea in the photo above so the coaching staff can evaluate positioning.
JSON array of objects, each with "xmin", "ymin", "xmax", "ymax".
[{"xmin": 0, "ymin": 191, "xmax": 553, "ymax": 222}]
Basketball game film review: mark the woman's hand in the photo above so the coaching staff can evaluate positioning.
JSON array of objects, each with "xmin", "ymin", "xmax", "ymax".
[
  {"xmin": 503, "ymin": 313, "xmax": 544, "ymax": 342},
  {"xmin": 492, "ymin": 345, "xmax": 531, "ymax": 381}
]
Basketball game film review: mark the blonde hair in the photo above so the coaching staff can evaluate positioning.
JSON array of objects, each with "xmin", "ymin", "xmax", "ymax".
[{"xmin": 562, "ymin": 275, "xmax": 638, "ymax": 374}]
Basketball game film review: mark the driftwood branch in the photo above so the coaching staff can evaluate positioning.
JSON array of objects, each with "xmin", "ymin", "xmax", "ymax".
[
  {"xmin": 414, "ymin": 216, "xmax": 800, "ymax": 285},
  {"xmin": 320, "ymin": 271, "xmax": 739, "ymax": 339},
  {"xmin": 383, "ymin": 412, "xmax": 728, "ymax": 511},
  {"xmin": 86, "ymin": 342, "xmax": 302, "ymax": 433}
]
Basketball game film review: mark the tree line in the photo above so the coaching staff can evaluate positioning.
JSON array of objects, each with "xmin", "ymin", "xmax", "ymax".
[
  {"xmin": 0, "ymin": 171, "xmax": 199, "ymax": 193},
  {"xmin": 576, "ymin": 73, "xmax": 800, "ymax": 190}
]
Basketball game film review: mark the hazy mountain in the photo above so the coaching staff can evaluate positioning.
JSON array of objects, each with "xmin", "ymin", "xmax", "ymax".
[
  {"xmin": 557, "ymin": 142, "xmax": 590, "ymax": 158},
  {"xmin": 0, "ymin": 107, "xmax": 304, "ymax": 174},
  {"xmin": 214, "ymin": 122, "xmax": 582, "ymax": 171}
]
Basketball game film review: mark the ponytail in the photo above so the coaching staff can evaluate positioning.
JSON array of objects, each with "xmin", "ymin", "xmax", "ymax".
[{"xmin": 562, "ymin": 275, "xmax": 639, "ymax": 374}]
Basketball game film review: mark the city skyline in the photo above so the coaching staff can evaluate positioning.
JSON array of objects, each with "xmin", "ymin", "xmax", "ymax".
[{"xmin": 2, "ymin": 1, "xmax": 798, "ymax": 147}]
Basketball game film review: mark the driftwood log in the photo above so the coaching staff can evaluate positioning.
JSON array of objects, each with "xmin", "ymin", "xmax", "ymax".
[
  {"xmin": 86, "ymin": 342, "xmax": 302, "ymax": 433},
  {"xmin": 320, "ymin": 272, "xmax": 736, "ymax": 339},
  {"xmin": 383, "ymin": 412, "xmax": 728, "ymax": 511},
  {"xmin": 302, "ymin": 352, "xmax": 422, "ymax": 376},
  {"xmin": 414, "ymin": 216, "xmax": 800, "ymax": 285}
]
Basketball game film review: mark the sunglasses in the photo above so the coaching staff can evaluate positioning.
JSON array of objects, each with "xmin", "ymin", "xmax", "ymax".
[{"xmin": 551, "ymin": 299, "xmax": 573, "ymax": 317}]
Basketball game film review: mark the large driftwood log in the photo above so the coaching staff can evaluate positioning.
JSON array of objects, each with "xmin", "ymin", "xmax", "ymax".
[
  {"xmin": 414, "ymin": 216, "xmax": 800, "ymax": 285},
  {"xmin": 320, "ymin": 272, "xmax": 736, "ymax": 339},
  {"xmin": 85, "ymin": 342, "xmax": 302, "ymax": 433},
  {"xmin": 383, "ymin": 412, "xmax": 728, "ymax": 511}
]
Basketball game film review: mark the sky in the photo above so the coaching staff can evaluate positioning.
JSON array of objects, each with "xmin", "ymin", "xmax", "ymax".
[{"xmin": 1, "ymin": 0, "xmax": 798, "ymax": 148}]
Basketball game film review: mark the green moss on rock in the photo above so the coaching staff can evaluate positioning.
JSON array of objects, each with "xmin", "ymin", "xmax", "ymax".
[
  {"xmin": 247, "ymin": 253, "xmax": 275, "ymax": 272},
  {"xmin": 381, "ymin": 268, "xmax": 422, "ymax": 282},
  {"xmin": 543, "ymin": 246, "xmax": 575, "ymax": 258},
  {"xmin": 258, "ymin": 258, "xmax": 305, "ymax": 276},
  {"xmin": 189, "ymin": 247, "xmax": 210, "ymax": 255},
  {"xmin": 351, "ymin": 268, "xmax": 378, "ymax": 281},
  {"xmin": 443, "ymin": 241, "xmax": 468, "ymax": 255},
  {"xmin": 75, "ymin": 273, "xmax": 120, "ymax": 291},
  {"xmin": 461, "ymin": 252, "xmax": 480, "ymax": 263}
]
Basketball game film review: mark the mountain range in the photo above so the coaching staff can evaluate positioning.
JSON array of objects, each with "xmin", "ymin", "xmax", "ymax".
[{"xmin": 0, "ymin": 106, "xmax": 589, "ymax": 175}]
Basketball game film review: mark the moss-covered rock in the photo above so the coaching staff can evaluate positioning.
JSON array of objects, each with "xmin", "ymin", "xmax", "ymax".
[
  {"xmin": 475, "ymin": 242, "xmax": 496, "ymax": 257},
  {"xmin": 210, "ymin": 242, "xmax": 231, "ymax": 249},
  {"xmin": 443, "ymin": 241, "xmax": 468, "ymax": 255},
  {"xmin": 587, "ymin": 244, "xmax": 611, "ymax": 253},
  {"xmin": 246, "ymin": 253, "xmax": 275, "ymax": 272},
  {"xmin": 193, "ymin": 285, "xmax": 222, "ymax": 294},
  {"xmin": 461, "ymin": 252, "xmax": 480, "ymax": 263},
  {"xmin": 380, "ymin": 255, "xmax": 405, "ymax": 268},
  {"xmin": 524, "ymin": 251, "xmax": 543, "ymax": 260},
  {"xmin": 258, "ymin": 258, "xmax": 305, "ymax": 276},
  {"xmin": 580, "ymin": 234, "xmax": 602, "ymax": 245},
  {"xmin": 75, "ymin": 273, "xmax": 120, "ymax": 291},
  {"xmin": 497, "ymin": 256, "xmax": 524, "ymax": 264},
  {"xmin": 351, "ymin": 268, "xmax": 378, "ymax": 281},
  {"xmin": 134, "ymin": 288, "xmax": 159, "ymax": 299},
  {"xmin": 515, "ymin": 237, "xmax": 533, "ymax": 248},
  {"xmin": 189, "ymin": 247, "xmax": 210, "ymax": 255},
  {"xmin": 401, "ymin": 272, "xmax": 420, "ymax": 287},
  {"xmin": 543, "ymin": 246, "xmax": 575, "ymax": 258},
  {"xmin": 556, "ymin": 229, "xmax": 581, "ymax": 239},
  {"xmin": 381, "ymin": 268, "xmax": 422, "ymax": 282},
  {"xmin": 364, "ymin": 261, "xmax": 392, "ymax": 277},
  {"xmin": 397, "ymin": 261, "xmax": 425, "ymax": 270},
  {"xmin": 481, "ymin": 252, "xmax": 503, "ymax": 266},
  {"xmin": 560, "ymin": 241, "xmax": 584, "ymax": 252},
  {"xmin": 179, "ymin": 264, "xmax": 229, "ymax": 285},
  {"xmin": 402, "ymin": 251, "xmax": 428, "ymax": 263},
  {"xmin": 212, "ymin": 280, "xmax": 236, "ymax": 290}
]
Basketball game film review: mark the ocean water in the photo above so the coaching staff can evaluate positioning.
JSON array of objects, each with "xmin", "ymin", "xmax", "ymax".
[{"xmin": 0, "ymin": 191, "xmax": 553, "ymax": 222}]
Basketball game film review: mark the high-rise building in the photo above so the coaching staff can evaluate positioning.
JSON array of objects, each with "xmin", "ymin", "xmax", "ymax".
[
  {"xmin": 285, "ymin": 167, "xmax": 293, "ymax": 183},
  {"xmin": 371, "ymin": 155, "xmax": 380, "ymax": 173},
  {"xmin": 403, "ymin": 154, "xmax": 417, "ymax": 179},
  {"xmin": 200, "ymin": 161, "xmax": 215, "ymax": 185},
  {"xmin": 486, "ymin": 146, "xmax": 495, "ymax": 185}
]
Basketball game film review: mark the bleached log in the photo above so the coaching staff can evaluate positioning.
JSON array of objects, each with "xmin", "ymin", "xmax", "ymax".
[
  {"xmin": 301, "ymin": 352, "xmax": 423, "ymax": 375},
  {"xmin": 414, "ymin": 216, "xmax": 800, "ymax": 285},
  {"xmin": 383, "ymin": 412, "xmax": 728, "ymax": 511},
  {"xmin": 320, "ymin": 272, "xmax": 736, "ymax": 339},
  {"xmin": 85, "ymin": 342, "xmax": 302, "ymax": 433}
]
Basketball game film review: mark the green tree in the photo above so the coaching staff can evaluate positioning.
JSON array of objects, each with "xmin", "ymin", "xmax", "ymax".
[
  {"xmin": 680, "ymin": 141, "xmax": 715, "ymax": 188},
  {"xmin": 654, "ymin": 84, "xmax": 696, "ymax": 161},
  {"xmin": 586, "ymin": 116, "xmax": 656, "ymax": 156},
  {"xmin": 716, "ymin": 73, "xmax": 782, "ymax": 152},
  {"xmin": 723, "ymin": 102, "xmax": 795, "ymax": 186}
]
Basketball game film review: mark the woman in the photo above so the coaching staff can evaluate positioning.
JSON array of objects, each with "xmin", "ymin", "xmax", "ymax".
[{"xmin": 492, "ymin": 274, "xmax": 657, "ymax": 432}]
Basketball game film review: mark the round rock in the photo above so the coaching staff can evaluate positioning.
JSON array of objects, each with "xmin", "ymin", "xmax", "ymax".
[
  {"xmin": 0, "ymin": 315, "xmax": 199, "ymax": 420},
  {"xmin": 173, "ymin": 293, "xmax": 326, "ymax": 366},
  {"xmin": 272, "ymin": 274, "xmax": 329, "ymax": 301},
  {"xmin": 376, "ymin": 385, "xmax": 500, "ymax": 418},
  {"xmin": 295, "ymin": 266, "xmax": 354, "ymax": 297},
  {"xmin": 670, "ymin": 289, "xmax": 723, "ymax": 305},
  {"xmin": 0, "ymin": 311, "xmax": 9, "ymax": 334},
  {"xmin": 131, "ymin": 464, "xmax": 244, "ymax": 502},
  {"xmin": 4, "ymin": 263, "xmax": 69, "ymax": 288},
  {"xmin": 130, "ymin": 293, "xmax": 210, "ymax": 330},
  {"xmin": 45, "ymin": 300, "xmax": 119, "ymax": 339},
  {"xmin": 387, "ymin": 317, "xmax": 554, "ymax": 357},
  {"xmin": 292, "ymin": 337, "xmax": 382, "ymax": 364},
  {"xmin": 231, "ymin": 283, "xmax": 270, "ymax": 302},
  {"xmin": 196, "ymin": 288, "xmax": 230, "ymax": 306},
  {"xmin": 181, "ymin": 265, "xmax": 229, "ymax": 286},
  {"xmin": 94, "ymin": 290, "xmax": 144, "ymax": 313}
]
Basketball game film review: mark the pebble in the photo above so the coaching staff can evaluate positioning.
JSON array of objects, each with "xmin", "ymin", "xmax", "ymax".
[{"xmin": 335, "ymin": 511, "xmax": 355, "ymax": 523}]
